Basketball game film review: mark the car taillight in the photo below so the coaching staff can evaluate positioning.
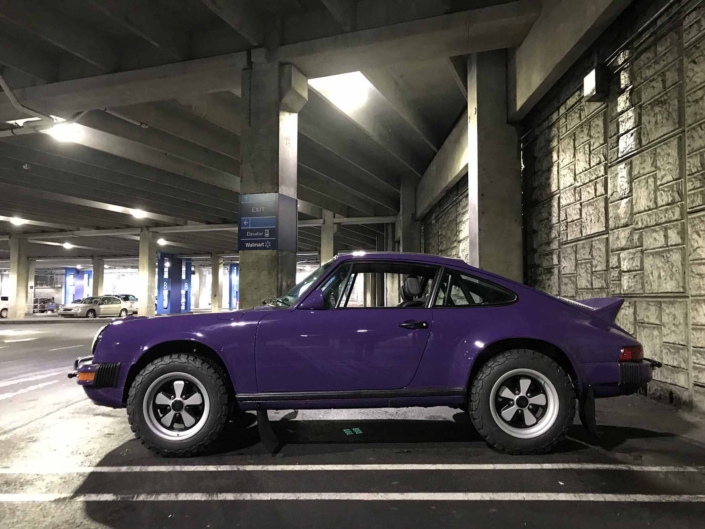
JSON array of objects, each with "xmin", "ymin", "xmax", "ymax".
[{"xmin": 619, "ymin": 345, "xmax": 643, "ymax": 362}]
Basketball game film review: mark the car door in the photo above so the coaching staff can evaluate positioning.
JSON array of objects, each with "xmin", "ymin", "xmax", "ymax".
[
  {"xmin": 411, "ymin": 268, "xmax": 518, "ymax": 389},
  {"xmin": 100, "ymin": 297, "xmax": 119, "ymax": 316},
  {"xmin": 255, "ymin": 260, "xmax": 438, "ymax": 393}
]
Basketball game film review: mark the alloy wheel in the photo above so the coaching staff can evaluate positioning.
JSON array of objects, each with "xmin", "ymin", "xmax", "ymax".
[
  {"xmin": 143, "ymin": 372, "xmax": 210, "ymax": 441},
  {"xmin": 489, "ymin": 368, "xmax": 560, "ymax": 440}
]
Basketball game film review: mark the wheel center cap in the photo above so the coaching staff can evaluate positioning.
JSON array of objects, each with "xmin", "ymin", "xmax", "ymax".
[
  {"xmin": 516, "ymin": 396, "xmax": 529, "ymax": 409},
  {"xmin": 171, "ymin": 400, "xmax": 184, "ymax": 412}
]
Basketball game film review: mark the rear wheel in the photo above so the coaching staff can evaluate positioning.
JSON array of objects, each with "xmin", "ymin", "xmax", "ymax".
[
  {"xmin": 0, "ymin": 308, "xmax": 7, "ymax": 319},
  {"xmin": 119, "ymin": 309, "xmax": 128, "ymax": 318},
  {"xmin": 86, "ymin": 310, "xmax": 96, "ymax": 319},
  {"xmin": 469, "ymin": 349, "xmax": 575, "ymax": 455},
  {"xmin": 127, "ymin": 354, "xmax": 229, "ymax": 457}
]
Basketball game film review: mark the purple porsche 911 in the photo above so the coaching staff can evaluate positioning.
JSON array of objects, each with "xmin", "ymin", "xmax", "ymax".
[{"xmin": 70, "ymin": 252, "xmax": 659, "ymax": 456}]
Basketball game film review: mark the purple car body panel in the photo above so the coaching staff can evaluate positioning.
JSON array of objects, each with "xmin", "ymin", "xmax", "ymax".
[{"xmin": 78, "ymin": 252, "xmax": 648, "ymax": 410}]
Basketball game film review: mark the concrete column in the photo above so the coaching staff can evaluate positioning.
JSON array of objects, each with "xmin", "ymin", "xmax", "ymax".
[
  {"xmin": 320, "ymin": 209, "xmax": 335, "ymax": 263},
  {"xmin": 400, "ymin": 177, "xmax": 421, "ymax": 253},
  {"xmin": 194, "ymin": 267, "xmax": 203, "ymax": 309},
  {"xmin": 239, "ymin": 62, "xmax": 308, "ymax": 309},
  {"xmin": 138, "ymin": 228, "xmax": 156, "ymax": 317},
  {"xmin": 211, "ymin": 253, "xmax": 223, "ymax": 312},
  {"xmin": 92, "ymin": 257, "xmax": 104, "ymax": 297},
  {"xmin": 169, "ymin": 257, "xmax": 183, "ymax": 314},
  {"xmin": 27, "ymin": 260, "xmax": 36, "ymax": 307},
  {"xmin": 467, "ymin": 51, "xmax": 523, "ymax": 281},
  {"xmin": 8, "ymin": 235, "xmax": 29, "ymax": 319}
]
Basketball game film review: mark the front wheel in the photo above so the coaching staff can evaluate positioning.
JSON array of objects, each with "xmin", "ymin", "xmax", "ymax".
[
  {"xmin": 469, "ymin": 350, "xmax": 575, "ymax": 455},
  {"xmin": 127, "ymin": 354, "xmax": 230, "ymax": 456},
  {"xmin": 86, "ymin": 310, "xmax": 96, "ymax": 319},
  {"xmin": 0, "ymin": 308, "xmax": 7, "ymax": 319}
]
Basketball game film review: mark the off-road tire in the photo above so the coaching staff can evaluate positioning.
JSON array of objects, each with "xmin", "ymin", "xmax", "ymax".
[
  {"xmin": 127, "ymin": 354, "xmax": 229, "ymax": 457},
  {"xmin": 469, "ymin": 349, "xmax": 575, "ymax": 455}
]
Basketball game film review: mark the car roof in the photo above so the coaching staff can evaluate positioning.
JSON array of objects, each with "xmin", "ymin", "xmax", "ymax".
[{"xmin": 337, "ymin": 252, "xmax": 469, "ymax": 269}]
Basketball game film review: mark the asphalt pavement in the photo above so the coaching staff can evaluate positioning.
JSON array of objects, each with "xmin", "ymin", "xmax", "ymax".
[{"xmin": 1, "ymin": 321, "xmax": 705, "ymax": 528}]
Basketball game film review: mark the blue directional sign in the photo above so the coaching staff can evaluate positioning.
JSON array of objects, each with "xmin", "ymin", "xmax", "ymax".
[{"xmin": 238, "ymin": 193, "xmax": 297, "ymax": 251}]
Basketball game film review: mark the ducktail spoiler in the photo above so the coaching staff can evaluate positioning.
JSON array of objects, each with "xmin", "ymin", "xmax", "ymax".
[{"xmin": 576, "ymin": 297, "xmax": 625, "ymax": 323}]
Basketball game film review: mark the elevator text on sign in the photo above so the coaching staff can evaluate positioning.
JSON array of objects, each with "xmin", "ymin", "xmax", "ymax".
[{"xmin": 238, "ymin": 194, "xmax": 297, "ymax": 251}]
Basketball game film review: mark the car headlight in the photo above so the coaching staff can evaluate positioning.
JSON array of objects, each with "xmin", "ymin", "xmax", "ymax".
[
  {"xmin": 91, "ymin": 324, "xmax": 109, "ymax": 355},
  {"xmin": 73, "ymin": 308, "xmax": 81, "ymax": 312}
]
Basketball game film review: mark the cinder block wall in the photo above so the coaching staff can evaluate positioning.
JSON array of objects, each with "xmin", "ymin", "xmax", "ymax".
[
  {"xmin": 523, "ymin": 0, "xmax": 705, "ymax": 411},
  {"xmin": 421, "ymin": 175, "xmax": 470, "ymax": 261}
]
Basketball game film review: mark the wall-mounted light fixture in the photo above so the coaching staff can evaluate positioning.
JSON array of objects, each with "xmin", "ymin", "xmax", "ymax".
[{"xmin": 584, "ymin": 67, "xmax": 609, "ymax": 102}]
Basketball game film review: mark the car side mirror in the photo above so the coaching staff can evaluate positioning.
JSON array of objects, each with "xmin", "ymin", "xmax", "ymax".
[{"xmin": 299, "ymin": 290, "xmax": 326, "ymax": 310}]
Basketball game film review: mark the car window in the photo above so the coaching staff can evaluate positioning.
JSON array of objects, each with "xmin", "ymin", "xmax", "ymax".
[
  {"xmin": 328, "ymin": 262, "xmax": 439, "ymax": 309},
  {"xmin": 433, "ymin": 271, "xmax": 516, "ymax": 307},
  {"xmin": 129, "ymin": 296, "xmax": 138, "ymax": 301},
  {"xmin": 320, "ymin": 263, "xmax": 353, "ymax": 309}
]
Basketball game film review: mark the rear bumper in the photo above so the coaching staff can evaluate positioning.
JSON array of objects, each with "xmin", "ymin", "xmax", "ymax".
[{"xmin": 584, "ymin": 359, "xmax": 655, "ymax": 398}]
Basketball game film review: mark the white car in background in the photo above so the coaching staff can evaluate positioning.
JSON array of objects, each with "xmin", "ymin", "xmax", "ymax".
[
  {"xmin": 0, "ymin": 296, "xmax": 8, "ymax": 319},
  {"xmin": 114, "ymin": 294, "xmax": 139, "ymax": 315}
]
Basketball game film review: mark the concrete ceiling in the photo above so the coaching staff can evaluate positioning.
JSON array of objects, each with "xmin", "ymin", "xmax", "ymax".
[{"xmin": 0, "ymin": 0, "xmax": 544, "ymax": 259}]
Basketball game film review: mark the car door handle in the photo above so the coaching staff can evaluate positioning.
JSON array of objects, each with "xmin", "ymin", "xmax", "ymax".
[{"xmin": 399, "ymin": 320, "xmax": 429, "ymax": 330}]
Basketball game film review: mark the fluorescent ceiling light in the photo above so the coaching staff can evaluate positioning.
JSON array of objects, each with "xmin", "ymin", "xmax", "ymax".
[
  {"xmin": 10, "ymin": 217, "xmax": 26, "ymax": 226},
  {"xmin": 62, "ymin": 242, "xmax": 73, "ymax": 249},
  {"xmin": 76, "ymin": 265, "xmax": 82, "ymax": 269},
  {"xmin": 131, "ymin": 209, "xmax": 147, "ymax": 219},
  {"xmin": 308, "ymin": 72, "xmax": 370, "ymax": 114},
  {"xmin": 157, "ymin": 238, "xmax": 167, "ymax": 246},
  {"xmin": 42, "ymin": 123, "xmax": 83, "ymax": 143}
]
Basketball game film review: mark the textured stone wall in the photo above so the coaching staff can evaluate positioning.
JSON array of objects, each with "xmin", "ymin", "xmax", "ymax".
[
  {"xmin": 523, "ymin": 0, "xmax": 705, "ymax": 411},
  {"xmin": 421, "ymin": 175, "xmax": 470, "ymax": 262}
]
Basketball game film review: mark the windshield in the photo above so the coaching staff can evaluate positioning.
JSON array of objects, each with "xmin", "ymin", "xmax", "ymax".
[
  {"xmin": 79, "ymin": 297, "xmax": 100, "ymax": 305},
  {"xmin": 272, "ymin": 261, "xmax": 334, "ymax": 307}
]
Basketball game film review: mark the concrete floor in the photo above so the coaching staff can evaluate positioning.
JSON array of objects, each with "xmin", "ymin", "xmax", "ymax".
[{"xmin": 1, "ymin": 323, "xmax": 705, "ymax": 528}]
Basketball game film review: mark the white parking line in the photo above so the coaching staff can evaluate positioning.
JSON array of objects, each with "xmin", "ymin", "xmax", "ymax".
[
  {"xmin": 0, "ymin": 381, "xmax": 58, "ymax": 401},
  {"xmin": 2, "ymin": 492, "xmax": 705, "ymax": 502},
  {"xmin": 0, "ymin": 370, "xmax": 67, "ymax": 389},
  {"xmin": 47, "ymin": 345, "xmax": 84, "ymax": 352},
  {"xmin": 1, "ymin": 463, "xmax": 704, "ymax": 474}
]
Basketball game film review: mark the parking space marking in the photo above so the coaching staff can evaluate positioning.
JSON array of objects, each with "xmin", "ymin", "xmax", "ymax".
[
  {"xmin": 0, "ymin": 370, "xmax": 67, "ymax": 389},
  {"xmin": 2, "ymin": 463, "xmax": 704, "ymax": 474},
  {"xmin": 47, "ymin": 345, "xmax": 84, "ymax": 352},
  {"xmin": 2, "ymin": 492, "xmax": 705, "ymax": 503},
  {"xmin": 0, "ymin": 380, "xmax": 58, "ymax": 401}
]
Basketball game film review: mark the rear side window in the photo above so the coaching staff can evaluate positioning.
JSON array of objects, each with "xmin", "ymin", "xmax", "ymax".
[{"xmin": 433, "ymin": 271, "xmax": 516, "ymax": 307}]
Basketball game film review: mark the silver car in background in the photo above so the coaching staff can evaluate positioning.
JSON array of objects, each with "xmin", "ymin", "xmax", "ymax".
[{"xmin": 60, "ymin": 296, "xmax": 131, "ymax": 318}]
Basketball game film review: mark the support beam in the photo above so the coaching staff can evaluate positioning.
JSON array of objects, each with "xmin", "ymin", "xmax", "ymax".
[
  {"xmin": 88, "ymin": 0, "xmax": 189, "ymax": 61},
  {"xmin": 77, "ymin": 112, "xmax": 240, "ymax": 186},
  {"xmin": 0, "ymin": 53, "xmax": 248, "ymax": 123},
  {"xmin": 299, "ymin": 166, "xmax": 375, "ymax": 216},
  {"xmin": 278, "ymin": 1, "xmax": 540, "ymax": 78},
  {"xmin": 112, "ymin": 102, "xmax": 241, "ymax": 159},
  {"xmin": 321, "ymin": 210, "xmax": 335, "ymax": 263},
  {"xmin": 173, "ymin": 93, "xmax": 242, "ymax": 136},
  {"xmin": 7, "ymin": 235, "xmax": 29, "ymax": 319},
  {"xmin": 447, "ymin": 56, "xmax": 468, "ymax": 101},
  {"xmin": 468, "ymin": 51, "xmax": 522, "ymax": 281},
  {"xmin": 201, "ymin": 0, "xmax": 265, "ymax": 46},
  {"xmin": 0, "ymin": 0, "xmax": 119, "ymax": 72},
  {"xmin": 416, "ymin": 112, "xmax": 469, "ymax": 218},
  {"xmin": 509, "ymin": 0, "xmax": 632, "ymax": 121},
  {"xmin": 320, "ymin": 0, "xmax": 357, "ymax": 32},
  {"xmin": 362, "ymin": 69, "xmax": 442, "ymax": 151},
  {"xmin": 138, "ymin": 229, "xmax": 157, "ymax": 317},
  {"xmin": 307, "ymin": 86, "xmax": 427, "ymax": 177},
  {"xmin": 211, "ymin": 253, "xmax": 223, "ymax": 312},
  {"xmin": 0, "ymin": 34, "xmax": 57, "ymax": 82},
  {"xmin": 92, "ymin": 257, "xmax": 105, "ymax": 296}
]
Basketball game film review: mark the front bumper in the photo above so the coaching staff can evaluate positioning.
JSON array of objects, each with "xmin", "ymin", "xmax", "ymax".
[{"xmin": 67, "ymin": 356, "xmax": 121, "ymax": 389}]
